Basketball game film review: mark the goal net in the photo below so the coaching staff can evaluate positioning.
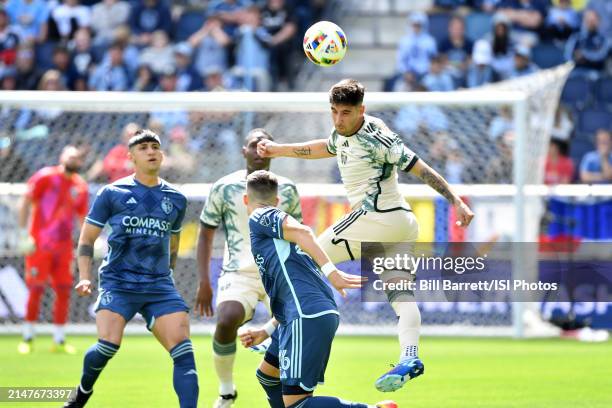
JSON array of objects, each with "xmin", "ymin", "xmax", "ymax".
[{"xmin": 0, "ymin": 63, "xmax": 575, "ymax": 337}]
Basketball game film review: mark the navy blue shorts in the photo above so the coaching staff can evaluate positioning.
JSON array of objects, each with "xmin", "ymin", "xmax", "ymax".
[
  {"xmin": 266, "ymin": 313, "xmax": 339, "ymax": 393},
  {"xmin": 94, "ymin": 288, "xmax": 189, "ymax": 331}
]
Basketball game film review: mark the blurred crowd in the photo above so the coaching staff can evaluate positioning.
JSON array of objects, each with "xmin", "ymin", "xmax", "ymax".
[
  {"xmin": 0, "ymin": 0, "xmax": 323, "ymax": 93},
  {"xmin": 390, "ymin": 0, "xmax": 611, "ymax": 185}
]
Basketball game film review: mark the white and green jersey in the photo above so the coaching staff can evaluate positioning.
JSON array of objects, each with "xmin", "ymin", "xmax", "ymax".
[
  {"xmin": 326, "ymin": 114, "xmax": 419, "ymax": 212},
  {"xmin": 200, "ymin": 170, "xmax": 302, "ymax": 276}
]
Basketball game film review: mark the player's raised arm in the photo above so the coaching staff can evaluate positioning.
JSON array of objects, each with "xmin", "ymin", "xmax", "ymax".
[
  {"xmin": 409, "ymin": 159, "xmax": 475, "ymax": 228},
  {"xmin": 75, "ymin": 223, "xmax": 103, "ymax": 297},
  {"xmin": 257, "ymin": 138, "xmax": 335, "ymax": 159},
  {"xmin": 281, "ymin": 215, "xmax": 365, "ymax": 297}
]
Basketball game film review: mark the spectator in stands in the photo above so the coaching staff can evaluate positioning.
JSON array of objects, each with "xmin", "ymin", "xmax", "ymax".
[
  {"xmin": 509, "ymin": 44, "xmax": 538, "ymax": 77},
  {"xmin": 439, "ymin": 14, "xmax": 472, "ymax": 87},
  {"xmin": 0, "ymin": 9, "xmax": 20, "ymax": 67},
  {"xmin": 546, "ymin": 0, "xmax": 580, "ymax": 41},
  {"xmin": 579, "ymin": 128, "xmax": 612, "ymax": 183},
  {"xmin": 489, "ymin": 106, "xmax": 514, "ymax": 140},
  {"xmin": 0, "ymin": 136, "xmax": 29, "ymax": 182},
  {"xmin": 51, "ymin": 45, "xmax": 72, "ymax": 88},
  {"xmin": 131, "ymin": 62, "xmax": 157, "ymax": 91},
  {"xmin": 394, "ymin": 84, "xmax": 449, "ymax": 138},
  {"xmin": 86, "ymin": 122, "xmax": 137, "ymax": 182},
  {"xmin": 189, "ymin": 17, "xmax": 231, "ymax": 77},
  {"xmin": 486, "ymin": 131, "xmax": 514, "ymax": 183},
  {"xmin": 5, "ymin": 0, "xmax": 49, "ymax": 44},
  {"xmin": 129, "ymin": 0, "xmax": 172, "ymax": 47},
  {"xmin": 90, "ymin": 0, "xmax": 131, "ymax": 46},
  {"xmin": 139, "ymin": 30, "xmax": 175, "ymax": 75},
  {"xmin": 1, "ymin": 66, "xmax": 17, "ymax": 90},
  {"xmin": 235, "ymin": 7, "xmax": 270, "ymax": 91},
  {"xmin": 488, "ymin": 13, "xmax": 517, "ymax": 80},
  {"xmin": 111, "ymin": 25, "xmax": 140, "ymax": 75},
  {"xmin": 466, "ymin": 39, "xmax": 497, "ymax": 88},
  {"xmin": 173, "ymin": 42, "xmax": 201, "ymax": 92},
  {"xmin": 586, "ymin": 0, "xmax": 612, "ymax": 39},
  {"xmin": 15, "ymin": 47, "xmax": 40, "ymax": 90},
  {"xmin": 565, "ymin": 9, "xmax": 610, "ymax": 79},
  {"xmin": 257, "ymin": 0, "xmax": 298, "ymax": 91},
  {"xmin": 88, "ymin": 41, "xmax": 130, "ymax": 91},
  {"xmin": 551, "ymin": 105, "xmax": 574, "ymax": 141},
  {"xmin": 48, "ymin": 0, "xmax": 91, "ymax": 43},
  {"xmin": 396, "ymin": 12, "xmax": 437, "ymax": 79},
  {"xmin": 207, "ymin": 0, "xmax": 253, "ymax": 42},
  {"xmin": 203, "ymin": 65, "xmax": 233, "ymax": 91},
  {"xmin": 544, "ymin": 139, "xmax": 574, "ymax": 184},
  {"xmin": 69, "ymin": 28, "xmax": 94, "ymax": 91},
  {"xmin": 151, "ymin": 67, "xmax": 189, "ymax": 130},
  {"xmin": 422, "ymin": 55, "xmax": 455, "ymax": 92},
  {"xmin": 496, "ymin": 0, "xmax": 549, "ymax": 47},
  {"xmin": 161, "ymin": 126, "xmax": 197, "ymax": 183},
  {"xmin": 481, "ymin": 0, "xmax": 504, "ymax": 12}
]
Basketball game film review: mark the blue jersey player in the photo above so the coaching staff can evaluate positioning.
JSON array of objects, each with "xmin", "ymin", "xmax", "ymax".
[
  {"xmin": 240, "ymin": 170, "xmax": 397, "ymax": 408},
  {"xmin": 64, "ymin": 130, "xmax": 198, "ymax": 408}
]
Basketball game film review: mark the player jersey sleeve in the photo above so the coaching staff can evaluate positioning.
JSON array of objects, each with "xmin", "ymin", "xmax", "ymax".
[
  {"xmin": 171, "ymin": 196, "xmax": 187, "ymax": 234},
  {"xmin": 249, "ymin": 208, "xmax": 287, "ymax": 240},
  {"xmin": 280, "ymin": 183, "xmax": 303, "ymax": 223},
  {"xmin": 383, "ymin": 137, "xmax": 419, "ymax": 172},
  {"xmin": 85, "ymin": 186, "xmax": 112, "ymax": 228},
  {"xmin": 26, "ymin": 170, "xmax": 47, "ymax": 202},
  {"xmin": 326, "ymin": 130, "xmax": 338, "ymax": 156},
  {"xmin": 200, "ymin": 180, "xmax": 224, "ymax": 228}
]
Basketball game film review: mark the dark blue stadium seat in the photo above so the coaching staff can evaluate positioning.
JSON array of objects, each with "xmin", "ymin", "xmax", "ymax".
[
  {"xmin": 465, "ymin": 13, "xmax": 492, "ymax": 42},
  {"xmin": 569, "ymin": 133, "xmax": 593, "ymax": 172},
  {"xmin": 428, "ymin": 13, "xmax": 451, "ymax": 45},
  {"xmin": 593, "ymin": 77, "xmax": 612, "ymax": 109},
  {"xmin": 532, "ymin": 43, "xmax": 565, "ymax": 69},
  {"xmin": 577, "ymin": 110, "xmax": 612, "ymax": 134},
  {"xmin": 174, "ymin": 11, "xmax": 206, "ymax": 42},
  {"xmin": 561, "ymin": 77, "xmax": 592, "ymax": 111}
]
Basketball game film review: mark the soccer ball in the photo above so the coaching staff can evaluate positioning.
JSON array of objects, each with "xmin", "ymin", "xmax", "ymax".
[{"xmin": 303, "ymin": 21, "xmax": 348, "ymax": 67}]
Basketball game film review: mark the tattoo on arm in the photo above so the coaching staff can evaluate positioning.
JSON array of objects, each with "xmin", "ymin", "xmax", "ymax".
[
  {"xmin": 77, "ymin": 244, "xmax": 94, "ymax": 258},
  {"xmin": 293, "ymin": 147, "xmax": 311, "ymax": 157},
  {"xmin": 419, "ymin": 166, "xmax": 458, "ymax": 205}
]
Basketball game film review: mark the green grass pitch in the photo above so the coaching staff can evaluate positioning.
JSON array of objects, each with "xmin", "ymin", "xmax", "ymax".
[{"xmin": 1, "ymin": 335, "xmax": 611, "ymax": 407}]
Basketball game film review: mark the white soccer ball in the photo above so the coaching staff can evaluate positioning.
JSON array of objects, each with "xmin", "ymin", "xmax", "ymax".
[{"xmin": 302, "ymin": 21, "xmax": 348, "ymax": 67}]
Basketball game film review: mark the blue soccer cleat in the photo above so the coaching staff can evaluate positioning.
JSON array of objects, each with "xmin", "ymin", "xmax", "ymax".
[{"xmin": 374, "ymin": 358, "xmax": 424, "ymax": 392}]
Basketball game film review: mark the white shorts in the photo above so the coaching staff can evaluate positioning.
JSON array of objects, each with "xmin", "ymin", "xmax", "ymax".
[
  {"xmin": 317, "ymin": 208, "xmax": 419, "ymax": 263},
  {"xmin": 216, "ymin": 272, "xmax": 270, "ymax": 323}
]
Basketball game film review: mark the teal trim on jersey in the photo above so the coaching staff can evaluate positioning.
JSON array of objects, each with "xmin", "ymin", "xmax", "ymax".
[
  {"xmin": 301, "ymin": 310, "xmax": 340, "ymax": 319},
  {"xmin": 85, "ymin": 217, "xmax": 105, "ymax": 227},
  {"xmin": 273, "ymin": 238, "xmax": 304, "ymax": 317}
]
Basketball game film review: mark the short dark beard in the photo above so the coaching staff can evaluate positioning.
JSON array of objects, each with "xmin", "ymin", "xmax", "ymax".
[{"xmin": 63, "ymin": 164, "xmax": 81, "ymax": 174}]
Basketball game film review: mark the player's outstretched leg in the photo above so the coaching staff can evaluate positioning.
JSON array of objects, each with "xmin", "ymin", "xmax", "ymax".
[
  {"xmin": 212, "ymin": 301, "xmax": 246, "ymax": 407},
  {"xmin": 375, "ymin": 301, "xmax": 424, "ymax": 392},
  {"xmin": 255, "ymin": 341, "xmax": 283, "ymax": 408},
  {"xmin": 50, "ymin": 283, "xmax": 76, "ymax": 354},
  {"xmin": 152, "ymin": 311, "xmax": 199, "ymax": 408},
  {"xmin": 64, "ymin": 310, "xmax": 125, "ymax": 407},
  {"xmin": 18, "ymin": 284, "xmax": 44, "ymax": 354}
]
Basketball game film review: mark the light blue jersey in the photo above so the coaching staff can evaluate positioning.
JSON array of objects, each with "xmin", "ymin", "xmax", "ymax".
[
  {"xmin": 86, "ymin": 176, "xmax": 187, "ymax": 293},
  {"xmin": 249, "ymin": 207, "xmax": 338, "ymax": 325}
]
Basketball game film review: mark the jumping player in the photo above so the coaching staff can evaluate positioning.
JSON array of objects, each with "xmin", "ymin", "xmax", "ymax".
[{"xmin": 257, "ymin": 79, "xmax": 475, "ymax": 392}]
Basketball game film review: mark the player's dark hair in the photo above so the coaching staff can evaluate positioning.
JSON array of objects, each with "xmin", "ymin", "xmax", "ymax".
[
  {"xmin": 128, "ymin": 129, "xmax": 161, "ymax": 148},
  {"xmin": 245, "ymin": 128, "xmax": 274, "ymax": 143},
  {"xmin": 247, "ymin": 170, "xmax": 278, "ymax": 204},
  {"xmin": 329, "ymin": 79, "xmax": 365, "ymax": 106}
]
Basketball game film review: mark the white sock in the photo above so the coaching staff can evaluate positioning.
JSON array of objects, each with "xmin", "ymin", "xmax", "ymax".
[
  {"xmin": 53, "ymin": 324, "xmax": 65, "ymax": 344},
  {"xmin": 213, "ymin": 346, "xmax": 236, "ymax": 395},
  {"xmin": 23, "ymin": 322, "xmax": 34, "ymax": 341},
  {"xmin": 391, "ymin": 301, "xmax": 421, "ymax": 362}
]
